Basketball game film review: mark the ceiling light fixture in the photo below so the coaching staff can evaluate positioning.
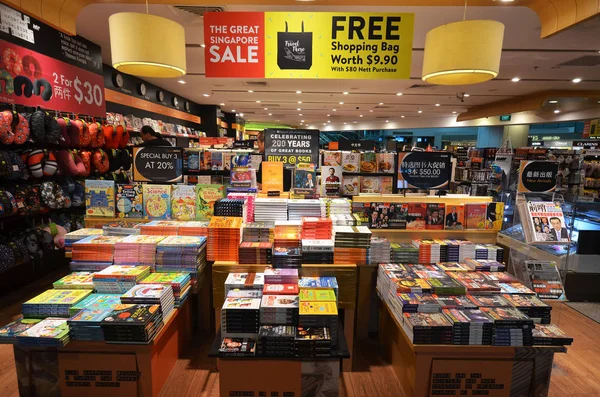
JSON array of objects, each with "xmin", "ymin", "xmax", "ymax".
[
  {"xmin": 219, "ymin": 103, "xmax": 225, "ymax": 106},
  {"xmin": 264, "ymin": 107, "xmax": 268, "ymax": 110},
  {"xmin": 177, "ymin": 80, "xmax": 186, "ymax": 84},
  {"xmin": 256, "ymin": 100, "xmax": 261, "ymax": 103},
  {"xmin": 396, "ymin": 93, "xmax": 403, "ymax": 96},
  {"xmin": 511, "ymin": 77, "xmax": 520, "ymax": 82},
  {"xmin": 239, "ymin": 113, "xmax": 244, "ymax": 117},
  {"xmin": 109, "ymin": 9, "xmax": 186, "ymax": 78},
  {"xmin": 323, "ymin": 123, "xmax": 327, "ymax": 126},
  {"xmin": 343, "ymin": 91, "xmax": 349, "ymax": 95},
  {"xmin": 359, "ymin": 115, "xmax": 363, "ymax": 117},
  {"xmin": 339, "ymin": 102, "xmax": 344, "ymax": 105},
  {"xmin": 572, "ymin": 78, "xmax": 582, "ymax": 83},
  {"xmin": 385, "ymin": 120, "xmax": 389, "ymax": 123},
  {"xmin": 296, "ymin": 90, "xmax": 302, "ymax": 94},
  {"xmin": 299, "ymin": 114, "xmax": 303, "ymax": 116},
  {"xmin": 435, "ymin": 103, "xmax": 441, "ymax": 106},
  {"xmin": 464, "ymin": 93, "xmax": 470, "ymax": 97},
  {"xmin": 301, "ymin": 120, "xmax": 305, "ymax": 122},
  {"xmin": 327, "ymin": 114, "xmax": 331, "ymax": 117},
  {"xmin": 379, "ymin": 102, "xmax": 384, "ymax": 105},
  {"xmin": 328, "ymin": 120, "xmax": 331, "ymax": 123},
  {"xmin": 369, "ymin": 110, "xmax": 374, "ymax": 112},
  {"xmin": 554, "ymin": 109, "xmax": 561, "ymax": 114},
  {"xmin": 298, "ymin": 101, "xmax": 302, "ymax": 104},
  {"xmin": 200, "ymin": 44, "xmax": 206, "ymax": 48},
  {"xmin": 268, "ymin": 113, "xmax": 272, "ymax": 116},
  {"xmin": 332, "ymin": 109, "xmax": 337, "ymax": 112},
  {"xmin": 549, "ymin": 100, "xmax": 558, "ymax": 104},
  {"xmin": 401, "ymin": 115, "xmax": 405, "ymax": 118},
  {"xmin": 203, "ymin": 93, "xmax": 210, "ymax": 97},
  {"xmin": 344, "ymin": 122, "xmax": 347, "ymax": 125},
  {"xmin": 418, "ymin": 110, "xmax": 423, "ymax": 113},
  {"xmin": 232, "ymin": 109, "xmax": 236, "ymax": 112},
  {"xmin": 248, "ymin": 90, "xmax": 253, "ymax": 93},
  {"xmin": 353, "ymin": 121, "xmax": 357, "ymax": 124},
  {"xmin": 452, "ymin": 111, "xmax": 457, "ymax": 114}
]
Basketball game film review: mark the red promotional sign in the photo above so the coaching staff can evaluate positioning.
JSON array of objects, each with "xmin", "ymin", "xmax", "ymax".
[
  {"xmin": 0, "ymin": 39, "xmax": 105, "ymax": 117},
  {"xmin": 204, "ymin": 12, "xmax": 265, "ymax": 78}
]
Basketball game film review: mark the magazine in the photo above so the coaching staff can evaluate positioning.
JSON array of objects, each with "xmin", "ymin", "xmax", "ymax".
[{"xmin": 525, "ymin": 201, "xmax": 570, "ymax": 244}]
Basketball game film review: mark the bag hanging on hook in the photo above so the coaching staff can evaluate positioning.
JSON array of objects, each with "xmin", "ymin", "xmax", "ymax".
[{"xmin": 277, "ymin": 20, "xmax": 313, "ymax": 70}]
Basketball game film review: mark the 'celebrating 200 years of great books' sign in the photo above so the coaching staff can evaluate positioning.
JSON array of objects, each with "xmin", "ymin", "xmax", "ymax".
[
  {"xmin": 518, "ymin": 160, "xmax": 559, "ymax": 193},
  {"xmin": 264, "ymin": 129, "xmax": 320, "ymax": 165},
  {"xmin": 133, "ymin": 147, "xmax": 184, "ymax": 183},
  {"xmin": 397, "ymin": 152, "xmax": 451, "ymax": 189}
]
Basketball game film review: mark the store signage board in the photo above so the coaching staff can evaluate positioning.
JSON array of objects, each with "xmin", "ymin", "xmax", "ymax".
[
  {"xmin": 0, "ymin": 4, "xmax": 105, "ymax": 116},
  {"xmin": 573, "ymin": 140, "xmax": 600, "ymax": 148},
  {"xmin": 339, "ymin": 140, "xmax": 376, "ymax": 151},
  {"xmin": 499, "ymin": 114, "xmax": 512, "ymax": 122},
  {"xmin": 397, "ymin": 152, "xmax": 451, "ymax": 189},
  {"xmin": 264, "ymin": 128, "xmax": 320, "ymax": 164},
  {"xmin": 133, "ymin": 146, "xmax": 184, "ymax": 183},
  {"xmin": 518, "ymin": 160, "xmax": 559, "ymax": 193},
  {"xmin": 204, "ymin": 12, "xmax": 414, "ymax": 79}
]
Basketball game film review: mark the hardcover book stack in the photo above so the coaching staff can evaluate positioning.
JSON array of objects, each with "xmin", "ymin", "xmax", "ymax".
[
  {"xmin": 301, "ymin": 217, "xmax": 333, "ymax": 239},
  {"xmin": 369, "ymin": 237, "xmax": 391, "ymax": 265},
  {"xmin": 532, "ymin": 324, "xmax": 573, "ymax": 346},
  {"xmin": 207, "ymin": 217, "xmax": 243, "ymax": 262},
  {"xmin": 391, "ymin": 243, "xmax": 419, "ymax": 264},
  {"xmin": 225, "ymin": 273, "xmax": 265, "ymax": 296},
  {"xmin": 273, "ymin": 221, "xmax": 302, "ymax": 249},
  {"xmin": 257, "ymin": 325, "xmax": 296, "ymax": 357},
  {"xmin": 299, "ymin": 301, "xmax": 338, "ymax": 346},
  {"xmin": 17, "ymin": 318, "xmax": 70, "ymax": 347},
  {"xmin": 22, "ymin": 289, "xmax": 92, "ymax": 318},
  {"xmin": 70, "ymin": 235, "xmax": 124, "ymax": 271},
  {"xmin": 255, "ymin": 198, "xmax": 288, "ymax": 222},
  {"xmin": 298, "ymin": 277, "xmax": 339, "ymax": 298},
  {"xmin": 139, "ymin": 221, "xmax": 181, "ymax": 236},
  {"xmin": 0, "ymin": 318, "xmax": 41, "ymax": 344},
  {"xmin": 449, "ymin": 272, "xmax": 501, "ymax": 295},
  {"xmin": 296, "ymin": 326, "xmax": 332, "ymax": 358},
  {"xmin": 219, "ymin": 337, "xmax": 256, "ymax": 357},
  {"xmin": 92, "ymin": 265, "xmax": 151, "ymax": 294},
  {"xmin": 475, "ymin": 244, "xmax": 505, "ymax": 262},
  {"xmin": 69, "ymin": 293, "xmax": 122, "ymax": 316},
  {"xmin": 288, "ymin": 199, "xmax": 326, "ymax": 220},
  {"xmin": 482, "ymin": 307, "xmax": 534, "ymax": 346},
  {"xmin": 301, "ymin": 239, "xmax": 334, "ymax": 264},
  {"xmin": 333, "ymin": 226, "xmax": 371, "ymax": 265},
  {"xmin": 442, "ymin": 309, "xmax": 494, "ymax": 345},
  {"xmin": 52, "ymin": 272, "xmax": 95, "ymax": 290},
  {"xmin": 502, "ymin": 294, "xmax": 551, "ymax": 324},
  {"xmin": 140, "ymin": 273, "xmax": 192, "ymax": 307},
  {"xmin": 121, "ymin": 284, "xmax": 175, "ymax": 319},
  {"xmin": 113, "ymin": 235, "xmax": 166, "ymax": 268},
  {"xmin": 402, "ymin": 312, "xmax": 453, "ymax": 344},
  {"xmin": 177, "ymin": 221, "xmax": 210, "ymax": 237},
  {"xmin": 242, "ymin": 222, "xmax": 274, "ymax": 243},
  {"xmin": 214, "ymin": 198, "xmax": 247, "ymax": 218},
  {"xmin": 260, "ymin": 295, "xmax": 299, "ymax": 325},
  {"xmin": 68, "ymin": 308, "xmax": 112, "ymax": 341},
  {"xmin": 64, "ymin": 228, "xmax": 103, "ymax": 257},
  {"xmin": 398, "ymin": 293, "xmax": 441, "ymax": 313},
  {"xmin": 465, "ymin": 259, "xmax": 506, "ymax": 272},
  {"xmin": 272, "ymin": 246, "xmax": 302, "ymax": 268},
  {"xmin": 221, "ymin": 297, "xmax": 261, "ymax": 337},
  {"xmin": 101, "ymin": 304, "xmax": 164, "ymax": 344},
  {"xmin": 238, "ymin": 242, "xmax": 274, "ymax": 264},
  {"xmin": 156, "ymin": 236, "xmax": 207, "ymax": 274}
]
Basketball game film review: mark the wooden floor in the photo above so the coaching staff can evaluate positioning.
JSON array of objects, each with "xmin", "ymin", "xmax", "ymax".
[{"xmin": 1, "ymin": 273, "xmax": 600, "ymax": 396}]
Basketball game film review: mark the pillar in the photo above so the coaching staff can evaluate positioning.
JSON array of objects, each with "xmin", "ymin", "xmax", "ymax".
[
  {"xmin": 502, "ymin": 125, "xmax": 530, "ymax": 148},
  {"xmin": 476, "ymin": 126, "xmax": 504, "ymax": 148}
]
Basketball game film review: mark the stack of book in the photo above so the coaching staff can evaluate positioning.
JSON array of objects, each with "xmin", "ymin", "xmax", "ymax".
[
  {"xmin": 156, "ymin": 236, "xmax": 207, "ymax": 274},
  {"xmin": 425, "ymin": 278, "xmax": 467, "ymax": 295},
  {"xmin": 532, "ymin": 324, "xmax": 573, "ymax": 346},
  {"xmin": 329, "ymin": 213, "xmax": 356, "ymax": 226},
  {"xmin": 437, "ymin": 262, "xmax": 473, "ymax": 272},
  {"xmin": 449, "ymin": 272, "xmax": 501, "ymax": 294},
  {"xmin": 482, "ymin": 272, "xmax": 519, "ymax": 284},
  {"xmin": 332, "ymin": 226, "xmax": 371, "ymax": 265},
  {"xmin": 412, "ymin": 239, "xmax": 443, "ymax": 264},
  {"xmin": 255, "ymin": 198, "xmax": 288, "ymax": 222},
  {"xmin": 443, "ymin": 309, "xmax": 494, "ymax": 345},
  {"xmin": 242, "ymin": 222, "xmax": 275, "ymax": 243},
  {"xmin": 227, "ymin": 192, "xmax": 255, "ymax": 223},
  {"xmin": 92, "ymin": 265, "xmax": 151, "ymax": 294},
  {"xmin": 68, "ymin": 308, "xmax": 112, "ymax": 341},
  {"xmin": 207, "ymin": 217, "xmax": 243, "ymax": 262},
  {"xmin": 221, "ymin": 297, "xmax": 261, "ymax": 336},
  {"xmin": 475, "ymin": 244, "xmax": 505, "ymax": 262},
  {"xmin": 214, "ymin": 198, "xmax": 247, "ymax": 218},
  {"xmin": 17, "ymin": 318, "xmax": 70, "ymax": 347},
  {"xmin": 52, "ymin": 272, "xmax": 95, "ymax": 290},
  {"xmin": 327, "ymin": 198, "xmax": 352, "ymax": 222},
  {"xmin": 114, "ymin": 235, "xmax": 166, "ymax": 268},
  {"xmin": 64, "ymin": 228, "xmax": 103, "ymax": 257},
  {"xmin": 301, "ymin": 217, "xmax": 332, "ymax": 239},
  {"xmin": 0, "ymin": 317, "xmax": 41, "ymax": 343},
  {"xmin": 299, "ymin": 288, "xmax": 337, "ymax": 304},
  {"xmin": 296, "ymin": 326, "xmax": 332, "ymax": 358},
  {"xmin": 467, "ymin": 294, "xmax": 511, "ymax": 308},
  {"xmin": 481, "ymin": 307, "xmax": 534, "ymax": 346},
  {"xmin": 219, "ymin": 337, "xmax": 256, "ymax": 357},
  {"xmin": 465, "ymin": 259, "xmax": 506, "ymax": 272},
  {"xmin": 238, "ymin": 242, "xmax": 274, "ymax": 264},
  {"xmin": 502, "ymin": 294, "xmax": 552, "ymax": 324},
  {"xmin": 102, "ymin": 221, "xmax": 141, "ymax": 236},
  {"xmin": 101, "ymin": 304, "xmax": 164, "ymax": 344},
  {"xmin": 272, "ymin": 246, "xmax": 302, "ymax": 268},
  {"xmin": 402, "ymin": 312, "xmax": 453, "ymax": 344},
  {"xmin": 225, "ymin": 273, "xmax": 265, "ymax": 296},
  {"xmin": 257, "ymin": 325, "xmax": 296, "ymax": 357},
  {"xmin": 177, "ymin": 221, "xmax": 209, "ymax": 237},
  {"xmin": 334, "ymin": 247, "xmax": 367, "ymax": 265},
  {"xmin": 70, "ymin": 235, "xmax": 123, "ymax": 271},
  {"xmin": 227, "ymin": 289, "xmax": 263, "ymax": 299},
  {"xmin": 434, "ymin": 295, "xmax": 478, "ymax": 310},
  {"xmin": 263, "ymin": 283, "xmax": 299, "ymax": 295},
  {"xmin": 369, "ymin": 237, "xmax": 391, "ymax": 265},
  {"xmin": 273, "ymin": 221, "xmax": 302, "ymax": 249},
  {"xmin": 22, "ymin": 289, "xmax": 92, "ymax": 318},
  {"xmin": 498, "ymin": 282, "xmax": 536, "ymax": 295},
  {"xmin": 139, "ymin": 221, "xmax": 180, "ymax": 236},
  {"xmin": 288, "ymin": 199, "xmax": 325, "ymax": 220},
  {"xmin": 391, "ymin": 243, "xmax": 419, "ymax": 264},
  {"xmin": 299, "ymin": 301, "xmax": 338, "ymax": 346},
  {"xmin": 398, "ymin": 293, "xmax": 441, "ymax": 313},
  {"xmin": 301, "ymin": 239, "xmax": 334, "ymax": 264},
  {"xmin": 298, "ymin": 277, "xmax": 339, "ymax": 298},
  {"xmin": 260, "ymin": 295, "xmax": 299, "ymax": 325},
  {"xmin": 264, "ymin": 268, "xmax": 299, "ymax": 284},
  {"xmin": 121, "ymin": 284, "xmax": 175, "ymax": 319},
  {"xmin": 69, "ymin": 293, "xmax": 122, "ymax": 316},
  {"xmin": 140, "ymin": 273, "xmax": 192, "ymax": 308}
]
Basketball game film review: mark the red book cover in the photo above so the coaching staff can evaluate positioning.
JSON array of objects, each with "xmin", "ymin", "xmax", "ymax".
[
  {"xmin": 406, "ymin": 203, "xmax": 427, "ymax": 230},
  {"xmin": 262, "ymin": 284, "xmax": 299, "ymax": 295},
  {"xmin": 465, "ymin": 203, "xmax": 488, "ymax": 230},
  {"xmin": 425, "ymin": 203, "xmax": 445, "ymax": 230}
]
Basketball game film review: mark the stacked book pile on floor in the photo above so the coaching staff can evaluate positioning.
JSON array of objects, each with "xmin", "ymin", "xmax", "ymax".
[
  {"xmin": 92, "ymin": 265, "xmax": 151, "ymax": 293},
  {"xmin": 64, "ymin": 228, "xmax": 103, "ymax": 257},
  {"xmin": 301, "ymin": 239, "xmax": 334, "ymax": 264},
  {"xmin": 101, "ymin": 304, "xmax": 164, "ymax": 344},
  {"xmin": 139, "ymin": 221, "xmax": 181, "ymax": 236},
  {"xmin": 23, "ymin": 289, "xmax": 92, "ymax": 318},
  {"xmin": 156, "ymin": 236, "xmax": 207, "ymax": 275},
  {"xmin": 70, "ymin": 235, "xmax": 123, "ymax": 272},
  {"xmin": 242, "ymin": 222, "xmax": 274, "ymax": 242},
  {"xmin": 255, "ymin": 198, "xmax": 287, "ymax": 222},
  {"xmin": 239, "ymin": 242, "xmax": 274, "ymax": 264},
  {"xmin": 301, "ymin": 217, "xmax": 332, "ymax": 239},
  {"xmin": 273, "ymin": 221, "xmax": 301, "ymax": 249},
  {"xmin": 121, "ymin": 284, "xmax": 175, "ymax": 319},
  {"xmin": 333, "ymin": 226, "xmax": 371, "ymax": 265},
  {"xmin": 287, "ymin": 199, "xmax": 325, "ymax": 220},
  {"xmin": 17, "ymin": 318, "xmax": 70, "ymax": 347},
  {"xmin": 68, "ymin": 308, "xmax": 112, "ymax": 341},
  {"xmin": 214, "ymin": 198, "xmax": 247, "ymax": 218},
  {"xmin": 391, "ymin": 243, "xmax": 419, "ymax": 264},
  {"xmin": 53, "ymin": 272, "xmax": 95, "ymax": 290},
  {"xmin": 369, "ymin": 237, "xmax": 391, "ymax": 265},
  {"xmin": 140, "ymin": 273, "xmax": 192, "ymax": 307},
  {"xmin": 114, "ymin": 235, "xmax": 165, "ymax": 267},
  {"xmin": 207, "ymin": 217, "xmax": 243, "ymax": 262}
]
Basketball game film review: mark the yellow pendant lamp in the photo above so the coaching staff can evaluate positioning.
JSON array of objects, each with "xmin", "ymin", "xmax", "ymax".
[
  {"xmin": 109, "ymin": 6, "xmax": 186, "ymax": 78},
  {"xmin": 421, "ymin": 3, "xmax": 504, "ymax": 86}
]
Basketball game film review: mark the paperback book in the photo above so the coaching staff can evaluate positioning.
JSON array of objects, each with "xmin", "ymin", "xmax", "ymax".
[
  {"xmin": 195, "ymin": 184, "xmax": 226, "ymax": 220},
  {"xmin": 294, "ymin": 163, "xmax": 317, "ymax": 195},
  {"xmin": 85, "ymin": 180, "xmax": 115, "ymax": 217},
  {"xmin": 171, "ymin": 185, "xmax": 196, "ymax": 220},
  {"xmin": 143, "ymin": 184, "xmax": 172, "ymax": 220},
  {"xmin": 116, "ymin": 183, "xmax": 143, "ymax": 218}
]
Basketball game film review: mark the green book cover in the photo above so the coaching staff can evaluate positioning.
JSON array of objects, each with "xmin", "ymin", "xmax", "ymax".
[{"xmin": 195, "ymin": 184, "xmax": 225, "ymax": 220}]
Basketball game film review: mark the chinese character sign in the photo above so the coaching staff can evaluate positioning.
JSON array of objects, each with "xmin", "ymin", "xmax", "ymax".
[
  {"xmin": 397, "ymin": 152, "xmax": 451, "ymax": 189},
  {"xmin": 518, "ymin": 161, "xmax": 559, "ymax": 193}
]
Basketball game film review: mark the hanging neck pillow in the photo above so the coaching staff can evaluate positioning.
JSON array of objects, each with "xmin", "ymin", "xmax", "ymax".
[
  {"xmin": 43, "ymin": 113, "xmax": 60, "ymax": 145},
  {"xmin": 41, "ymin": 181, "xmax": 68, "ymax": 209},
  {"xmin": 5, "ymin": 151, "xmax": 25, "ymax": 180},
  {"xmin": 56, "ymin": 149, "xmax": 78, "ymax": 176},
  {"xmin": 28, "ymin": 111, "xmax": 46, "ymax": 143},
  {"xmin": 0, "ymin": 110, "xmax": 14, "ymax": 145},
  {"xmin": 67, "ymin": 118, "xmax": 80, "ymax": 147},
  {"xmin": 107, "ymin": 149, "xmax": 120, "ymax": 172},
  {"xmin": 33, "ymin": 78, "xmax": 52, "ymax": 101},
  {"xmin": 79, "ymin": 150, "xmax": 91, "ymax": 177},
  {"xmin": 71, "ymin": 150, "xmax": 86, "ymax": 176},
  {"xmin": 0, "ymin": 69, "xmax": 14, "ymax": 95},
  {"xmin": 13, "ymin": 76, "xmax": 33, "ymax": 98},
  {"xmin": 56, "ymin": 117, "xmax": 70, "ymax": 147},
  {"xmin": 119, "ymin": 127, "xmax": 130, "ymax": 149},
  {"xmin": 103, "ymin": 125, "xmax": 118, "ymax": 149},
  {"xmin": 13, "ymin": 113, "xmax": 30, "ymax": 145},
  {"xmin": 120, "ymin": 149, "xmax": 132, "ymax": 171},
  {"xmin": 3, "ymin": 48, "xmax": 23, "ymax": 75},
  {"xmin": 73, "ymin": 119, "xmax": 90, "ymax": 147},
  {"xmin": 92, "ymin": 149, "xmax": 109, "ymax": 174}
]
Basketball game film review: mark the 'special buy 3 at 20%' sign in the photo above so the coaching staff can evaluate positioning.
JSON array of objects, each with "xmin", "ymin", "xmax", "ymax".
[
  {"xmin": 133, "ymin": 147, "xmax": 184, "ymax": 183},
  {"xmin": 204, "ymin": 12, "xmax": 414, "ymax": 79}
]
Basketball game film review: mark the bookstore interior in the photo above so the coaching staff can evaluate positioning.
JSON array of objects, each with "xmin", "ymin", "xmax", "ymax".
[{"xmin": 1, "ymin": 1, "xmax": 600, "ymax": 397}]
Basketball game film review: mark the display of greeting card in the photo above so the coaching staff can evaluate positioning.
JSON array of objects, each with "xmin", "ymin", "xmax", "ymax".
[
  {"xmin": 142, "ymin": 184, "xmax": 171, "ymax": 220},
  {"xmin": 116, "ymin": 183, "xmax": 143, "ymax": 218},
  {"xmin": 85, "ymin": 180, "xmax": 115, "ymax": 217},
  {"xmin": 171, "ymin": 185, "xmax": 196, "ymax": 220},
  {"xmin": 195, "ymin": 184, "xmax": 226, "ymax": 220}
]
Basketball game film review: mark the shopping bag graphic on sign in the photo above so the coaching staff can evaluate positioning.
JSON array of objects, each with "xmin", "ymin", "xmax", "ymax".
[{"xmin": 277, "ymin": 21, "xmax": 313, "ymax": 70}]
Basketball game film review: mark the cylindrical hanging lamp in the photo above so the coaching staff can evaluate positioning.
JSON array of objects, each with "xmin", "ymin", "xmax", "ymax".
[
  {"xmin": 421, "ymin": 20, "xmax": 504, "ymax": 85},
  {"xmin": 109, "ymin": 12, "xmax": 186, "ymax": 78}
]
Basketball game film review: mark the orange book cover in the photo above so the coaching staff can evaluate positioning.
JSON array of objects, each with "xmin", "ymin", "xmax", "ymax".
[{"xmin": 261, "ymin": 162, "xmax": 283, "ymax": 193}]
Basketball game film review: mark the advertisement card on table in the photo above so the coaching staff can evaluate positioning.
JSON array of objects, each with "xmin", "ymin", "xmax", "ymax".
[
  {"xmin": 264, "ymin": 129, "xmax": 319, "ymax": 165},
  {"xmin": 0, "ymin": 4, "xmax": 105, "ymax": 116},
  {"xmin": 517, "ymin": 161, "xmax": 559, "ymax": 193},
  {"xmin": 397, "ymin": 152, "xmax": 451, "ymax": 189},
  {"xmin": 133, "ymin": 147, "xmax": 184, "ymax": 183}
]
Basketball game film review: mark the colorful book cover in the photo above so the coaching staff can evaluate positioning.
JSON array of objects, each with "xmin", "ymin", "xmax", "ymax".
[
  {"xmin": 380, "ymin": 176, "xmax": 393, "ymax": 195},
  {"xmin": 323, "ymin": 151, "xmax": 342, "ymax": 167},
  {"xmin": 24, "ymin": 289, "xmax": 92, "ymax": 305},
  {"xmin": 116, "ymin": 183, "xmax": 143, "ymax": 218},
  {"xmin": 222, "ymin": 297, "xmax": 262, "ymax": 310},
  {"xmin": 142, "ymin": 184, "xmax": 172, "ymax": 220},
  {"xmin": 195, "ymin": 184, "xmax": 226, "ymax": 220},
  {"xmin": 85, "ymin": 180, "xmax": 115, "ymax": 217},
  {"xmin": 377, "ymin": 153, "xmax": 395, "ymax": 173},
  {"xmin": 93, "ymin": 265, "xmax": 151, "ymax": 279},
  {"xmin": 70, "ymin": 294, "xmax": 122, "ymax": 316},
  {"xmin": 210, "ymin": 151, "xmax": 223, "ymax": 170},
  {"xmin": 526, "ymin": 201, "xmax": 570, "ymax": 243},
  {"xmin": 261, "ymin": 295, "xmax": 299, "ymax": 308},
  {"xmin": 360, "ymin": 176, "xmax": 380, "ymax": 193},
  {"xmin": 360, "ymin": 152, "xmax": 377, "ymax": 173},
  {"xmin": 486, "ymin": 202, "xmax": 505, "ymax": 230},
  {"xmin": 0, "ymin": 317, "xmax": 41, "ymax": 342},
  {"xmin": 263, "ymin": 284, "xmax": 299, "ymax": 295},
  {"xmin": 52, "ymin": 272, "xmax": 95, "ymax": 289},
  {"xmin": 219, "ymin": 337, "xmax": 256, "ymax": 356},
  {"xmin": 140, "ymin": 273, "xmax": 189, "ymax": 287},
  {"xmin": 322, "ymin": 165, "xmax": 342, "ymax": 196},
  {"xmin": 261, "ymin": 162, "xmax": 284, "ymax": 193},
  {"xmin": 444, "ymin": 204, "xmax": 465, "ymax": 230},
  {"xmin": 406, "ymin": 203, "xmax": 427, "ymax": 230},
  {"xmin": 341, "ymin": 151, "xmax": 359, "ymax": 173},
  {"xmin": 122, "ymin": 284, "xmax": 171, "ymax": 299},
  {"xmin": 171, "ymin": 185, "xmax": 196, "ymax": 220},
  {"xmin": 294, "ymin": 163, "xmax": 317, "ymax": 195},
  {"xmin": 101, "ymin": 304, "xmax": 160, "ymax": 325},
  {"xmin": 17, "ymin": 318, "xmax": 69, "ymax": 339},
  {"xmin": 465, "ymin": 203, "xmax": 488, "ymax": 230},
  {"xmin": 68, "ymin": 308, "xmax": 113, "ymax": 324},
  {"xmin": 342, "ymin": 175, "xmax": 360, "ymax": 196},
  {"xmin": 299, "ymin": 289, "xmax": 337, "ymax": 302},
  {"xmin": 425, "ymin": 203, "xmax": 445, "ymax": 230},
  {"xmin": 299, "ymin": 301, "xmax": 338, "ymax": 316}
]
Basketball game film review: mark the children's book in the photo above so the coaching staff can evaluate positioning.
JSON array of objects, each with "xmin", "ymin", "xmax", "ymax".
[
  {"xmin": 195, "ymin": 184, "xmax": 226, "ymax": 220},
  {"xmin": 142, "ymin": 184, "xmax": 171, "ymax": 219},
  {"xmin": 116, "ymin": 183, "xmax": 143, "ymax": 218},
  {"xmin": 171, "ymin": 185, "xmax": 196, "ymax": 220},
  {"xmin": 85, "ymin": 180, "xmax": 115, "ymax": 217}
]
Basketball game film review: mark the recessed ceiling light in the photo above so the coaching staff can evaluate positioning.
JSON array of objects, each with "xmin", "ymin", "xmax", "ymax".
[
  {"xmin": 572, "ymin": 78, "xmax": 582, "ymax": 83},
  {"xmin": 554, "ymin": 109, "xmax": 561, "ymax": 114},
  {"xmin": 256, "ymin": 100, "xmax": 261, "ymax": 103},
  {"xmin": 232, "ymin": 109, "xmax": 236, "ymax": 112},
  {"xmin": 385, "ymin": 120, "xmax": 389, "ymax": 123},
  {"xmin": 300, "ymin": 122, "xmax": 303, "ymax": 125},
  {"xmin": 299, "ymin": 114, "xmax": 303, "ymax": 116},
  {"xmin": 203, "ymin": 93, "xmax": 210, "ymax": 97},
  {"xmin": 301, "ymin": 120, "xmax": 305, "ymax": 122},
  {"xmin": 247, "ymin": 90, "xmax": 253, "ymax": 93},
  {"xmin": 200, "ymin": 44, "xmax": 206, "ymax": 48},
  {"xmin": 332, "ymin": 109, "xmax": 337, "ymax": 112},
  {"xmin": 239, "ymin": 113, "xmax": 244, "ymax": 117},
  {"xmin": 298, "ymin": 101, "xmax": 302, "ymax": 104},
  {"xmin": 343, "ymin": 91, "xmax": 349, "ymax": 95},
  {"xmin": 297, "ymin": 108, "xmax": 301, "ymax": 111},
  {"xmin": 264, "ymin": 107, "xmax": 268, "ymax": 110},
  {"xmin": 339, "ymin": 102, "xmax": 344, "ymax": 105},
  {"xmin": 327, "ymin": 114, "xmax": 331, "ymax": 117},
  {"xmin": 401, "ymin": 115, "xmax": 405, "ymax": 118},
  {"xmin": 268, "ymin": 113, "xmax": 272, "ymax": 116},
  {"xmin": 323, "ymin": 123, "xmax": 327, "ymax": 126},
  {"xmin": 549, "ymin": 100, "xmax": 558, "ymax": 104},
  {"xmin": 344, "ymin": 122, "xmax": 347, "ymax": 125},
  {"xmin": 359, "ymin": 114, "xmax": 363, "ymax": 117},
  {"xmin": 435, "ymin": 103, "xmax": 440, "ymax": 107},
  {"xmin": 296, "ymin": 90, "xmax": 302, "ymax": 94},
  {"xmin": 452, "ymin": 111, "xmax": 457, "ymax": 114},
  {"xmin": 418, "ymin": 110, "xmax": 423, "ymax": 113},
  {"xmin": 327, "ymin": 120, "xmax": 331, "ymax": 123},
  {"xmin": 276, "ymin": 119, "xmax": 280, "ymax": 122},
  {"xmin": 177, "ymin": 80, "xmax": 186, "ymax": 84},
  {"xmin": 379, "ymin": 102, "xmax": 384, "ymax": 105},
  {"xmin": 369, "ymin": 110, "xmax": 373, "ymax": 112},
  {"xmin": 219, "ymin": 103, "xmax": 225, "ymax": 106},
  {"xmin": 353, "ymin": 121, "xmax": 357, "ymax": 123},
  {"xmin": 500, "ymin": 0, "xmax": 514, "ymax": 2},
  {"xmin": 511, "ymin": 77, "xmax": 520, "ymax": 82},
  {"xmin": 396, "ymin": 93, "xmax": 403, "ymax": 96},
  {"xmin": 464, "ymin": 93, "xmax": 470, "ymax": 97}
]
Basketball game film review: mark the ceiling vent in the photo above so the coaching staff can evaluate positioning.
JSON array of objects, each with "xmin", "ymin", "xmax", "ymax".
[
  {"xmin": 261, "ymin": 103, "xmax": 281, "ymax": 108},
  {"xmin": 375, "ymin": 105, "xmax": 392, "ymax": 109},
  {"xmin": 244, "ymin": 81, "xmax": 270, "ymax": 88},
  {"xmin": 172, "ymin": 6, "xmax": 225, "ymax": 17},
  {"xmin": 559, "ymin": 56, "xmax": 600, "ymax": 67},
  {"xmin": 407, "ymin": 84, "xmax": 438, "ymax": 90}
]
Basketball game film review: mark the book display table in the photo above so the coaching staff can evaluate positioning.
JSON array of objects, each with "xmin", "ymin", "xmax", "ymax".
[
  {"xmin": 12, "ymin": 301, "xmax": 191, "ymax": 397},
  {"xmin": 378, "ymin": 301, "xmax": 566, "ymax": 397}
]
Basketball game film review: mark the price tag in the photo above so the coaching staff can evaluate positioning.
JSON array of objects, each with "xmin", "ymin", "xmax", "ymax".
[
  {"xmin": 133, "ymin": 147, "xmax": 183, "ymax": 183},
  {"xmin": 397, "ymin": 152, "xmax": 451, "ymax": 189}
]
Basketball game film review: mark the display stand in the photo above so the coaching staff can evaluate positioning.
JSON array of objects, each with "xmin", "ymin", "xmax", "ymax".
[
  {"xmin": 212, "ymin": 261, "xmax": 356, "ymax": 371},
  {"xmin": 378, "ymin": 300, "xmax": 566, "ymax": 397},
  {"xmin": 13, "ymin": 300, "xmax": 192, "ymax": 397}
]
